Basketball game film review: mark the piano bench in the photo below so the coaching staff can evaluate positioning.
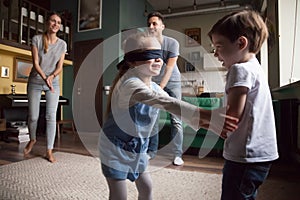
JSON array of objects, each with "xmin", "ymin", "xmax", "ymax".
[{"xmin": 56, "ymin": 120, "xmax": 76, "ymax": 139}]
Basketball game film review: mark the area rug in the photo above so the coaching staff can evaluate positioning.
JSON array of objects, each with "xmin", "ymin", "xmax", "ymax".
[{"xmin": 0, "ymin": 152, "xmax": 222, "ymax": 200}]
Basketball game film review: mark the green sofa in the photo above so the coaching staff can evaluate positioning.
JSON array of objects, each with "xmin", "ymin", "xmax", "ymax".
[{"xmin": 158, "ymin": 96, "xmax": 225, "ymax": 155}]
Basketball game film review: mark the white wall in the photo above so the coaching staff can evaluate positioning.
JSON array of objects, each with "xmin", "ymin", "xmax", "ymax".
[
  {"xmin": 164, "ymin": 12, "xmax": 230, "ymax": 93},
  {"xmin": 278, "ymin": 0, "xmax": 300, "ymax": 86},
  {"xmin": 165, "ymin": 12, "xmax": 229, "ymax": 53},
  {"xmin": 165, "ymin": 1, "xmax": 300, "ymax": 90},
  {"xmin": 181, "ymin": 71, "xmax": 226, "ymax": 93}
]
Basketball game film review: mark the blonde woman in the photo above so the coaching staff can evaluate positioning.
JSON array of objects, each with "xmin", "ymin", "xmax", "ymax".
[{"xmin": 24, "ymin": 11, "xmax": 67, "ymax": 163}]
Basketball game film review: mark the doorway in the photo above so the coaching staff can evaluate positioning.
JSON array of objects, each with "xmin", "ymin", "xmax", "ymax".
[{"xmin": 73, "ymin": 39, "xmax": 103, "ymax": 128}]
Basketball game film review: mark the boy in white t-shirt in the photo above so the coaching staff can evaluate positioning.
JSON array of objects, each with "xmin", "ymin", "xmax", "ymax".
[{"xmin": 208, "ymin": 10, "xmax": 279, "ymax": 200}]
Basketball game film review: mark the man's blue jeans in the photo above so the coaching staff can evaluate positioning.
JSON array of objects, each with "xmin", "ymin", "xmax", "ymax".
[
  {"xmin": 27, "ymin": 82, "xmax": 60, "ymax": 150},
  {"xmin": 148, "ymin": 81, "xmax": 183, "ymax": 158},
  {"xmin": 221, "ymin": 159, "xmax": 272, "ymax": 200}
]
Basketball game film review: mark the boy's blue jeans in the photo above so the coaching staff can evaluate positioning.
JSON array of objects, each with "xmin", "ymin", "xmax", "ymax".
[
  {"xmin": 27, "ymin": 82, "xmax": 60, "ymax": 149},
  {"xmin": 221, "ymin": 159, "xmax": 272, "ymax": 200}
]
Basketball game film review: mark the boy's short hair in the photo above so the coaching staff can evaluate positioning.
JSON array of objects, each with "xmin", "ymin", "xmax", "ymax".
[{"xmin": 208, "ymin": 10, "xmax": 268, "ymax": 54}]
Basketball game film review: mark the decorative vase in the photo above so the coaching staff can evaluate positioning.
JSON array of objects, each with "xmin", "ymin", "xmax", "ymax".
[{"xmin": 11, "ymin": 84, "xmax": 16, "ymax": 95}]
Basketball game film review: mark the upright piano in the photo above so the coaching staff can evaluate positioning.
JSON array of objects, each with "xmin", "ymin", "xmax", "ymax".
[
  {"xmin": 0, "ymin": 94, "xmax": 69, "ymax": 134},
  {"xmin": 0, "ymin": 94, "xmax": 68, "ymax": 107}
]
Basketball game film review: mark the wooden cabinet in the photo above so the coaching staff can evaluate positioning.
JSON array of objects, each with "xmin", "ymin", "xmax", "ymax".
[{"xmin": 0, "ymin": 0, "xmax": 72, "ymax": 55}]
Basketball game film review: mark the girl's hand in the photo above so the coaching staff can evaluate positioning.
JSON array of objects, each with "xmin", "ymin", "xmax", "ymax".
[
  {"xmin": 199, "ymin": 106, "xmax": 239, "ymax": 138},
  {"xmin": 208, "ymin": 112, "xmax": 238, "ymax": 136},
  {"xmin": 218, "ymin": 113, "xmax": 239, "ymax": 132},
  {"xmin": 220, "ymin": 131, "xmax": 228, "ymax": 139}
]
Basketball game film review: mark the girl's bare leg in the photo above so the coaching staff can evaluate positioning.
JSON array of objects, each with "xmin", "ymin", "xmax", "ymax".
[
  {"xmin": 135, "ymin": 172, "xmax": 153, "ymax": 200},
  {"xmin": 106, "ymin": 178, "xmax": 127, "ymax": 200}
]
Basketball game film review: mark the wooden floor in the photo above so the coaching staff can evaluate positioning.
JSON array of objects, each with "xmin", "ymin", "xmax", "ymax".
[{"xmin": 1, "ymin": 132, "xmax": 300, "ymax": 199}]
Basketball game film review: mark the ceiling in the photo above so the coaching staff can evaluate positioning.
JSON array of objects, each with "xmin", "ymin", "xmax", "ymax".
[{"xmin": 147, "ymin": 0, "xmax": 264, "ymax": 16}]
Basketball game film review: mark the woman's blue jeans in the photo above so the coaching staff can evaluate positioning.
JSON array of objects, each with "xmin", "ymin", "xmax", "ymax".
[
  {"xmin": 27, "ymin": 82, "xmax": 60, "ymax": 150},
  {"xmin": 221, "ymin": 159, "xmax": 272, "ymax": 200}
]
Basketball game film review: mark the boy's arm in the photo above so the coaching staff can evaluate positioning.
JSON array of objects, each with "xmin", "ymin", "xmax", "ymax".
[
  {"xmin": 197, "ymin": 86, "xmax": 247, "ymax": 137},
  {"xmin": 226, "ymin": 86, "xmax": 248, "ymax": 119},
  {"xmin": 216, "ymin": 86, "xmax": 248, "ymax": 138}
]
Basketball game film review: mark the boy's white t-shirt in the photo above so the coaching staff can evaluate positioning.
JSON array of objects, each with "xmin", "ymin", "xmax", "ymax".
[{"xmin": 223, "ymin": 57, "xmax": 279, "ymax": 163}]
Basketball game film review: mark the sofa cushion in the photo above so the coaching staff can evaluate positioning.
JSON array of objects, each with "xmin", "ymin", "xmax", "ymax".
[{"xmin": 182, "ymin": 97, "xmax": 222, "ymax": 109}]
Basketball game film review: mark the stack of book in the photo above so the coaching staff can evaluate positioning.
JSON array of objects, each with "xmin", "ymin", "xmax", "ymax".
[{"xmin": 7, "ymin": 121, "xmax": 30, "ymax": 143}]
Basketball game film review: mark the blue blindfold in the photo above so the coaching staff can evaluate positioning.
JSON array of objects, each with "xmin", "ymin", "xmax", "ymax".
[
  {"xmin": 117, "ymin": 49, "xmax": 162, "ymax": 70},
  {"xmin": 124, "ymin": 49, "xmax": 163, "ymax": 62}
]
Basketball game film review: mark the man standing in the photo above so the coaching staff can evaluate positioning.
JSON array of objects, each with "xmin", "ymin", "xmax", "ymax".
[{"xmin": 147, "ymin": 11, "xmax": 184, "ymax": 166}]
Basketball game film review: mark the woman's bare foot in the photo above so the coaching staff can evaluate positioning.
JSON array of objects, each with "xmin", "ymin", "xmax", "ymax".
[
  {"xmin": 46, "ymin": 149, "xmax": 56, "ymax": 163},
  {"xmin": 23, "ymin": 140, "xmax": 36, "ymax": 156}
]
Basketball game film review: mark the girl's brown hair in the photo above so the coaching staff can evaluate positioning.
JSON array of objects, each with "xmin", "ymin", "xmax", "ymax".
[
  {"xmin": 208, "ymin": 10, "xmax": 268, "ymax": 54},
  {"xmin": 43, "ymin": 11, "xmax": 61, "ymax": 53},
  {"xmin": 105, "ymin": 32, "xmax": 158, "ymax": 118}
]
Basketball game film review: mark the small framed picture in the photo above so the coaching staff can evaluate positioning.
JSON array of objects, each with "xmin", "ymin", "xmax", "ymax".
[
  {"xmin": 185, "ymin": 62, "xmax": 195, "ymax": 72},
  {"xmin": 1, "ymin": 66, "xmax": 9, "ymax": 78},
  {"xmin": 14, "ymin": 57, "xmax": 33, "ymax": 83},
  {"xmin": 190, "ymin": 51, "xmax": 201, "ymax": 61},
  {"xmin": 185, "ymin": 28, "xmax": 201, "ymax": 47}
]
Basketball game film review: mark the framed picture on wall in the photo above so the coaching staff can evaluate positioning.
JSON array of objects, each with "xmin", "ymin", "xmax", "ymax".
[
  {"xmin": 185, "ymin": 28, "xmax": 201, "ymax": 47},
  {"xmin": 185, "ymin": 62, "xmax": 195, "ymax": 72},
  {"xmin": 78, "ymin": 0, "xmax": 102, "ymax": 32},
  {"xmin": 1, "ymin": 66, "xmax": 9, "ymax": 78},
  {"xmin": 14, "ymin": 58, "xmax": 33, "ymax": 83},
  {"xmin": 190, "ymin": 51, "xmax": 201, "ymax": 61}
]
